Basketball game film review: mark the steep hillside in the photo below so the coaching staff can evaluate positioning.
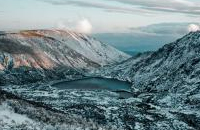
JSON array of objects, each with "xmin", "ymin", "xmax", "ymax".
[
  {"xmin": 98, "ymin": 31, "xmax": 200, "ymax": 93},
  {"xmin": 0, "ymin": 30, "xmax": 130, "ymax": 85},
  {"xmin": 1, "ymin": 31, "xmax": 200, "ymax": 129},
  {"xmin": 0, "ymin": 89, "xmax": 113, "ymax": 130},
  {"xmin": 0, "ymin": 30, "xmax": 129, "ymax": 70},
  {"xmin": 35, "ymin": 30, "xmax": 130, "ymax": 66},
  {"xmin": 96, "ymin": 31, "xmax": 200, "ymax": 129}
]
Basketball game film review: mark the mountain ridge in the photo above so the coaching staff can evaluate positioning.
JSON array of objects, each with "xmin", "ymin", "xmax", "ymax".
[
  {"xmin": 92, "ymin": 31, "xmax": 200, "ymax": 129},
  {"xmin": 0, "ymin": 29, "xmax": 130, "ymax": 70},
  {"xmin": 97, "ymin": 31, "xmax": 200, "ymax": 107},
  {"xmin": 1, "ymin": 31, "xmax": 200, "ymax": 129},
  {"xmin": 0, "ymin": 29, "xmax": 130, "ymax": 85}
]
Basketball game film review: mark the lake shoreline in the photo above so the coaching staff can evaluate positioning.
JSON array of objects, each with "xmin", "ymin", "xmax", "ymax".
[{"xmin": 51, "ymin": 77, "xmax": 133, "ymax": 99}]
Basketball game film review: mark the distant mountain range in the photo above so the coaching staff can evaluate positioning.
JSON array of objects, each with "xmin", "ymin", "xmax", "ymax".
[{"xmin": 92, "ymin": 32, "xmax": 181, "ymax": 52}]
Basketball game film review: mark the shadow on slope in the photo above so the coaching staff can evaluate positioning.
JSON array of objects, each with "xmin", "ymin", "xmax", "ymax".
[{"xmin": 0, "ymin": 66, "xmax": 84, "ymax": 86}]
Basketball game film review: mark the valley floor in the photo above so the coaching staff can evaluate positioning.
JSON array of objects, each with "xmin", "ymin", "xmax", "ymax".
[{"xmin": 1, "ymin": 78, "xmax": 199, "ymax": 130}]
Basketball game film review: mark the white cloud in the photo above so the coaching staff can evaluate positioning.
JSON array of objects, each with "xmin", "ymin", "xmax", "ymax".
[
  {"xmin": 188, "ymin": 24, "xmax": 200, "ymax": 32},
  {"xmin": 76, "ymin": 19, "xmax": 92, "ymax": 34},
  {"xmin": 55, "ymin": 18, "xmax": 93, "ymax": 34}
]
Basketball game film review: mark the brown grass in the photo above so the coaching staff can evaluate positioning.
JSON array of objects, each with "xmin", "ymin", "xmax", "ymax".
[{"xmin": 19, "ymin": 31, "xmax": 45, "ymax": 38}]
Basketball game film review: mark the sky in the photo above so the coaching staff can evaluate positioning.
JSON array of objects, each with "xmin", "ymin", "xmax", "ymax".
[
  {"xmin": 0, "ymin": 0, "xmax": 200, "ymax": 33},
  {"xmin": 0, "ymin": 0, "xmax": 200, "ymax": 52}
]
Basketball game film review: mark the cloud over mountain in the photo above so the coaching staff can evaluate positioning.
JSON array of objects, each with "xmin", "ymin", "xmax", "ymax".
[
  {"xmin": 76, "ymin": 19, "xmax": 92, "ymax": 34},
  {"xmin": 188, "ymin": 24, "xmax": 200, "ymax": 32},
  {"xmin": 56, "ymin": 18, "xmax": 93, "ymax": 34}
]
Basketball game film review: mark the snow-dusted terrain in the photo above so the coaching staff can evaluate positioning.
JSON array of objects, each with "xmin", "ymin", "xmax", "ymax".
[
  {"xmin": 0, "ymin": 30, "xmax": 130, "ymax": 85},
  {"xmin": 0, "ymin": 89, "xmax": 114, "ymax": 130},
  {"xmin": 1, "ymin": 30, "xmax": 200, "ymax": 130},
  {"xmin": 0, "ymin": 30, "xmax": 129, "ymax": 70},
  {"xmin": 94, "ymin": 31, "xmax": 200, "ymax": 129}
]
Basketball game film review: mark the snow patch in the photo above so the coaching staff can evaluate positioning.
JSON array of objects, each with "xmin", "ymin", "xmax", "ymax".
[{"xmin": 0, "ymin": 102, "xmax": 33, "ymax": 125}]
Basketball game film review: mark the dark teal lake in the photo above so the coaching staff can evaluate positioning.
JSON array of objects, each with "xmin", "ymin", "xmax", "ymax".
[{"xmin": 52, "ymin": 78, "xmax": 132, "ymax": 98}]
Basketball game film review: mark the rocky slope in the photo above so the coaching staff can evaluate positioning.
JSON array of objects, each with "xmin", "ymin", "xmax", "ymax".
[
  {"xmin": 98, "ymin": 31, "xmax": 200, "ymax": 95},
  {"xmin": 1, "ymin": 78, "xmax": 196, "ymax": 130},
  {"xmin": 0, "ymin": 30, "xmax": 130, "ymax": 85},
  {"xmin": 95, "ymin": 31, "xmax": 200, "ymax": 129},
  {"xmin": 1, "ymin": 30, "xmax": 200, "ymax": 130},
  {"xmin": 0, "ymin": 89, "xmax": 117, "ymax": 130},
  {"xmin": 0, "ymin": 30, "xmax": 129, "ymax": 70}
]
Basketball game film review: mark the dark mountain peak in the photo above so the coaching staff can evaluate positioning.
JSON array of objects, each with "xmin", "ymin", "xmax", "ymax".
[
  {"xmin": 172, "ymin": 31, "xmax": 200, "ymax": 53},
  {"xmin": 150, "ymin": 31, "xmax": 200, "ymax": 60},
  {"xmin": 99, "ymin": 31, "xmax": 200, "ymax": 86},
  {"xmin": 176, "ymin": 31, "xmax": 200, "ymax": 44},
  {"xmin": 188, "ymin": 30, "xmax": 200, "ymax": 35}
]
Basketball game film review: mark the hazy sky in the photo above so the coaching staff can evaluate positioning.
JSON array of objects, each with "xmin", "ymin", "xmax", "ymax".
[{"xmin": 0, "ymin": 0, "xmax": 200, "ymax": 33}]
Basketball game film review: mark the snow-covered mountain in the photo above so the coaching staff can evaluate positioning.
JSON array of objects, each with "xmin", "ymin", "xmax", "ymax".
[
  {"xmin": 95, "ymin": 31, "xmax": 200, "ymax": 129},
  {"xmin": 98, "ymin": 31, "xmax": 200, "ymax": 93},
  {"xmin": 1, "ymin": 31, "xmax": 200, "ymax": 130},
  {"xmin": 0, "ymin": 30, "xmax": 130, "ymax": 70},
  {"xmin": 0, "ymin": 30, "xmax": 130, "ymax": 85}
]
